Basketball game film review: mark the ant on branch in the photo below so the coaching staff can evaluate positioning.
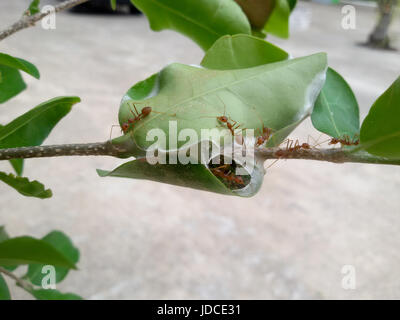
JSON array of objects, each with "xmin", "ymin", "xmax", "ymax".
[
  {"xmin": 255, "ymin": 127, "xmax": 273, "ymax": 147},
  {"xmin": 328, "ymin": 135, "xmax": 359, "ymax": 146}
]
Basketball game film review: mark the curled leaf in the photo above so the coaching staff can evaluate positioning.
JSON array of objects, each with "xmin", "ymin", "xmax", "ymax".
[{"xmin": 0, "ymin": 171, "xmax": 52, "ymax": 199}]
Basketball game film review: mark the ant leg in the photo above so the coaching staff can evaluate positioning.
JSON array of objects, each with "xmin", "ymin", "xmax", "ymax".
[
  {"xmin": 109, "ymin": 125, "xmax": 121, "ymax": 140},
  {"xmin": 132, "ymin": 103, "xmax": 140, "ymax": 117},
  {"xmin": 266, "ymin": 159, "xmax": 280, "ymax": 169}
]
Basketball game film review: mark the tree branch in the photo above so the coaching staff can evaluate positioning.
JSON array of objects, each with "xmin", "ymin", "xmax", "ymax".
[
  {"xmin": 0, "ymin": 141, "xmax": 129, "ymax": 160},
  {"xmin": 0, "ymin": 142, "xmax": 399, "ymax": 166},
  {"xmin": 0, "ymin": 0, "xmax": 91, "ymax": 41},
  {"xmin": 0, "ymin": 266, "xmax": 33, "ymax": 292},
  {"xmin": 256, "ymin": 147, "xmax": 400, "ymax": 166}
]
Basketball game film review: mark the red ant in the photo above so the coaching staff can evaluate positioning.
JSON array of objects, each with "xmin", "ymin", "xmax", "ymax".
[
  {"xmin": 217, "ymin": 115, "xmax": 243, "ymax": 136},
  {"xmin": 121, "ymin": 104, "xmax": 153, "ymax": 134},
  {"xmin": 273, "ymin": 139, "xmax": 312, "ymax": 159},
  {"xmin": 211, "ymin": 167, "xmax": 245, "ymax": 187},
  {"xmin": 329, "ymin": 135, "xmax": 359, "ymax": 146},
  {"xmin": 109, "ymin": 104, "xmax": 157, "ymax": 140},
  {"xmin": 210, "ymin": 163, "xmax": 246, "ymax": 188},
  {"xmin": 256, "ymin": 127, "xmax": 273, "ymax": 146}
]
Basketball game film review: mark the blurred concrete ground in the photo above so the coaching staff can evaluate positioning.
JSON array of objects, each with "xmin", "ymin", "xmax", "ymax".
[{"xmin": 0, "ymin": 0, "xmax": 399, "ymax": 299}]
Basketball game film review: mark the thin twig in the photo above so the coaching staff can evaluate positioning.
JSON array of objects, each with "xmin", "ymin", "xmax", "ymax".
[
  {"xmin": 0, "ymin": 0, "xmax": 91, "ymax": 41},
  {"xmin": 256, "ymin": 147, "xmax": 400, "ymax": 166},
  {"xmin": 0, "ymin": 141, "xmax": 128, "ymax": 160},
  {"xmin": 0, "ymin": 141, "xmax": 399, "ymax": 166},
  {"xmin": 0, "ymin": 266, "xmax": 33, "ymax": 292}
]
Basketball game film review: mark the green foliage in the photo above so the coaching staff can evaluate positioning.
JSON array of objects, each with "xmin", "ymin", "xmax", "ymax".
[
  {"xmin": 0, "ymin": 65, "xmax": 27, "ymax": 104},
  {"xmin": 110, "ymin": 0, "xmax": 117, "ymax": 10},
  {"xmin": 26, "ymin": 231, "xmax": 80, "ymax": 285},
  {"xmin": 0, "ymin": 53, "xmax": 40, "ymax": 80},
  {"xmin": 25, "ymin": 0, "xmax": 41, "ymax": 16},
  {"xmin": 0, "ymin": 226, "xmax": 9, "ymax": 243},
  {"xmin": 119, "ymin": 53, "xmax": 327, "ymax": 151},
  {"xmin": 360, "ymin": 76, "xmax": 400, "ymax": 159},
  {"xmin": 0, "ymin": 236, "xmax": 77, "ymax": 269},
  {"xmin": 98, "ymin": 161, "xmax": 234, "ymax": 195},
  {"xmin": 0, "ymin": 53, "xmax": 39, "ymax": 103},
  {"xmin": 0, "ymin": 172, "xmax": 52, "ymax": 199},
  {"xmin": 264, "ymin": 0, "xmax": 291, "ymax": 38},
  {"xmin": 201, "ymin": 34, "xmax": 288, "ymax": 70},
  {"xmin": 0, "ymin": 96, "xmax": 80, "ymax": 150},
  {"xmin": 130, "ymin": 0, "xmax": 251, "ymax": 50},
  {"xmin": 311, "ymin": 68, "xmax": 360, "ymax": 139},
  {"xmin": 0, "ymin": 227, "xmax": 17, "ymax": 271},
  {"xmin": 102, "ymin": 53, "xmax": 328, "ymax": 196},
  {"xmin": 28, "ymin": 289, "xmax": 82, "ymax": 300},
  {"xmin": 287, "ymin": 0, "xmax": 297, "ymax": 11},
  {"xmin": 0, "ymin": 229, "xmax": 81, "ymax": 300},
  {"xmin": 0, "ymin": 274, "xmax": 11, "ymax": 300}
]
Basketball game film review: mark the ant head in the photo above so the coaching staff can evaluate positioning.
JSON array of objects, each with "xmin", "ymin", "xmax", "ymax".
[
  {"xmin": 121, "ymin": 123, "xmax": 130, "ymax": 133},
  {"xmin": 256, "ymin": 136, "xmax": 264, "ymax": 145},
  {"xmin": 218, "ymin": 116, "xmax": 228, "ymax": 123},
  {"xmin": 302, "ymin": 143, "xmax": 311, "ymax": 149},
  {"xmin": 141, "ymin": 106, "xmax": 152, "ymax": 117},
  {"xmin": 275, "ymin": 150, "xmax": 285, "ymax": 157}
]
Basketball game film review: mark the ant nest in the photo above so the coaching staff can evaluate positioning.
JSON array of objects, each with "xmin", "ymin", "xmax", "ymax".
[{"xmin": 208, "ymin": 156, "xmax": 251, "ymax": 190}]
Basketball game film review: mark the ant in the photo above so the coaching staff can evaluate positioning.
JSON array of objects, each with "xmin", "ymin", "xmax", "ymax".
[
  {"xmin": 217, "ymin": 115, "xmax": 243, "ymax": 136},
  {"xmin": 273, "ymin": 139, "xmax": 312, "ymax": 159},
  {"xmin": 255, "ymin": 127, "xmax": 273, "ymax": 146},
  {"xmin": 109, "ymin": 104, "xmax": 157, "ymax": 140},
  {"xmin": 211, "ymin": 166, "xmax": 245, "ymax": 188},
  {"xmin": 201, "ymin": 96, "xmax": 243, "ymax": 136},
  {"xmin": 209, "ymin": 160, "xmax": 247, "ymax": 189},
  {"xmin": 328, "ymin": 135, "xmax": 359, "ymax": 146},
  {"xmin": 121, "ymin": 104, "xmax": 153, "ymax": 134}
]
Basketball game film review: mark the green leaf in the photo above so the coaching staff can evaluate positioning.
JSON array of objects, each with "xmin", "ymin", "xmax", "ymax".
[
  {"xmin": 0, "ymin": 65, "xmax": 27, "ymax": 104},
  {"xmin": 234, "ymin": 0, "xmax": 276, "ymax": 30},
  {"xmin": 0, "ymin": 96, "xmax": 80, "ymax": 150},
  {"xmin": 0, "ymin": 52, "xmax": 40, "ymax": 79},
  {"xmin": 0, "ymin": 125, "xmax": 23, "ymax": 176},
  {"xmin": 311, "ymin": 67, "xmax": 360, "ymax": 139},
  {"xmin": 0, "ymin": 274, "xmax": 11, "ymax": 300},
  {"xmin": 287, "ymin": 0, "xmax": 297, "ymax": 11},
  {"xmin": 264, "ymin": 0, "xmax": 290, "ymax": 38},
  {"xmin": 8, "ymin": 159, "xmax": 23, "ymax": 176},
  {"xmin": 0, "ymin": 236, "xmax": 77, "ymax": 269},
  {"xmin": 0, "ymin": 226, "xmax": 9, "ymax": 243},
  {"xmin": 26, "ymin": 231, "xmax": 79, "ymax": 285},
  {"xmin": 110, "ymin": 0, "xmax": 117, "ymax": 10},
  {"xmin": 129, "ymin": 0, "xmax": 251, "ymax": 50},
  {"xmin": 0, "ymin": 172, "xmax": 52, "ymax": 199},
  {"xmin": 25, "ymin": 0, "xmax": 40, "ymax": 16},
  {"xmin": 105, "ymin": 54, "xmax": 327, "ymax": 197},
  {"xmin": 119, "ymin": 53, "xmax": 327, "ymax": 151},
  {"xmin": 201, "ymin": 34, "xmax": 288, "ymax": 70},
  {"xmin": 0, "ymin": 227, "xmax": 17, "ymax": 271},
  {"xmin": 98, "ymin": 160, "xmax": 234, "ymax": 195},
  {"xmin": 28, "ymin": 289, "xmax": 82, "ymax": 300},
  {"xmin": 360, "ymin": 76, "xmax": 400, "ymax": 159}
]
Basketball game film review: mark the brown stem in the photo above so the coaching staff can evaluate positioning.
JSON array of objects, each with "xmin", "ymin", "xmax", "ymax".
[
  {"xmin": 0, "ymin": 266, "xmax": 33, "ymax": 292},
  {"xmin": 256, "ymin": 147, "xmax": 400, "ymax": 165},
  {"xmin": 0, "ymin": 0, "xmax": 91, "ymax": 41},
  {"xmin": 0, "ymin": 141, "xmax": 128, "ymax": 160}
]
